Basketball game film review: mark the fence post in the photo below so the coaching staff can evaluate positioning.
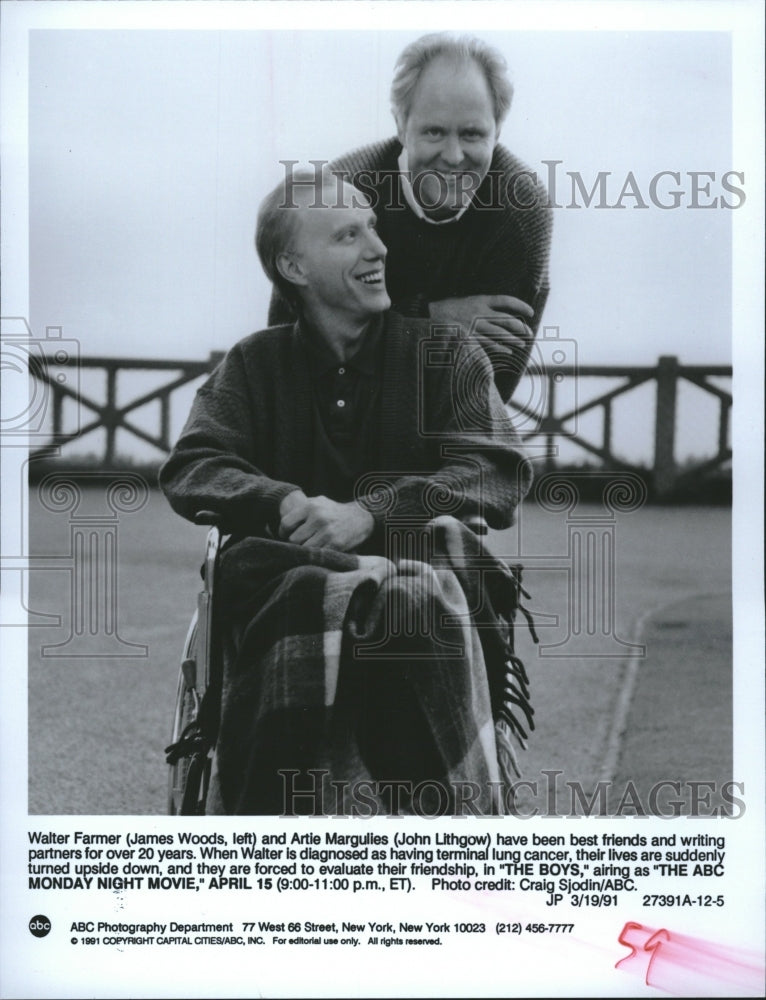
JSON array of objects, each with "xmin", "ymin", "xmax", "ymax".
[
  {"xmin": 159, "ymin": 391, "xmax": 170, "ymax": 451},
  {"xmin": 545, "ymin": 371, "xmax": 557, "ymax": 473},
  {"xmin": 653, "ymin": 355, "xmax": 678, "ymax": 498},
  {"xmin": 104, "ymin": 365, "xmax": 117, "ymax": 467}
]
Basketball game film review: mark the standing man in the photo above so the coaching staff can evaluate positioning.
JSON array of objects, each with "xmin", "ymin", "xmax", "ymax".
[{"xmin": 270, "ymin": 32, "xmax": 553, "ymax": 402}]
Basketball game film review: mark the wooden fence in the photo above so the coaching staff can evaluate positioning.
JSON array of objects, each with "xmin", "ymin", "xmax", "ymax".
[{"xmin": 25, "ymin": 350, "xmax": 731, "ymax": 499}]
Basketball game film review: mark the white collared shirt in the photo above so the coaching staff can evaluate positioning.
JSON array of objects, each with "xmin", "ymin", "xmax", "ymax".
[{"xmin": 397, "ymin": 149, "xmax": 470, "ymax": 225}]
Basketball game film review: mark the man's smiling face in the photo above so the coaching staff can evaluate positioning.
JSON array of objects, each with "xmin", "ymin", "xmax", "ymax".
[
  {"xmin": 399, "ymin": 55, "xmax": 499, "ymax": 220},
  {"xmin": 287, "ymin": 182, "xmax": 391, "ymax": 322}
]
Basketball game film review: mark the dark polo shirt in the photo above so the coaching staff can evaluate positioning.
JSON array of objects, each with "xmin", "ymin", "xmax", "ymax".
[{"xmin": 299, "ymin": 316, "xmax": 384, "ymax": 503}]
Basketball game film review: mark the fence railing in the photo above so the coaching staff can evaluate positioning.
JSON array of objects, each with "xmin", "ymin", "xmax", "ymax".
[
  {"xmin": 24, "ymin": 349, "xmax": 731, "ymax": 499},
  {"xmin": 27, "ymin": 351, "xmax": 224, "ymax": 466},
  {"xmin": 510, "ymin": 354, "xmax": 732, "ymax": 496}
]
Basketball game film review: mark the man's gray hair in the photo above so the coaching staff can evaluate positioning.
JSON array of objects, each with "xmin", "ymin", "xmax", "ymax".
[{"xmin": 390, "ymin": 32, "xmax": 513, "ymax": 129}]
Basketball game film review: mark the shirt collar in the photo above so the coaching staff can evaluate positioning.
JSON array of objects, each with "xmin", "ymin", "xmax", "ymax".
[
  {"xmin": 299, "ymin": 314, "xmax": 384, "ymax": 377},
  {"xmin": 397, "ymin": 148, "xmax": 470, "ymax": 225}
]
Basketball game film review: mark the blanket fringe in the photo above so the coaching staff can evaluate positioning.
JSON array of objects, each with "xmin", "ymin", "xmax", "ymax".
[
  {"xmin": 165, "ymin": 721, "xmax": 209, "ymax": 765},
  {"xmin": 492, "ymin": 562, "xmax": 538, "ymax": 788},
  {"xmin": 495, "ymin": 718, "xmax": 523, "ymax": 782}
]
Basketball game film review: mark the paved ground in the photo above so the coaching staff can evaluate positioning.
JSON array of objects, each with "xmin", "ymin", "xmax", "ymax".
[
  {"xmin": 26, "ymin": 487, "xmax": 732, "ymax": 815},
  {"xmin": 611, "ymin": 592, "xmax": 733, "ymax": 807}
]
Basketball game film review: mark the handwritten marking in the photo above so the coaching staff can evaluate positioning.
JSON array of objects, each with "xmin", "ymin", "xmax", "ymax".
[{"xmin": 616, "ymin": 921, "xmax": 765, "ymax": 995}]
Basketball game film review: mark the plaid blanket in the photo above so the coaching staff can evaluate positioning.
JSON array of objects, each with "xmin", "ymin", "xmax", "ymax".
[{"xmin": 204, "ymin": 515, "xmax": 534, "ymax": 816}]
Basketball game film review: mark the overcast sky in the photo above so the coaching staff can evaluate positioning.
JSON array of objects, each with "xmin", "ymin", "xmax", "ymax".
[
  {"xmin": 29, "ymin": 29, "xmax": 734, "ymax": 368},
  {"xmin": 19, "ymin": 26, "xmax": 742, "ymax": 464}
]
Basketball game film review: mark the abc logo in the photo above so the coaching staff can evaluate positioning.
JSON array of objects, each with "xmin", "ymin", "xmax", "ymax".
[{"xmin": 29, "ymin": 915, "xmax": 52, "ymax": 938}]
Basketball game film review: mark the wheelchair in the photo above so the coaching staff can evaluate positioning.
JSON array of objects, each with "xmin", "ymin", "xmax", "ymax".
[
  {"xmin": 166, "ymin": 512, "xmax": 223, "ymax": 815},
  {"xmin": 165, "ymin": 512, "xmax": 533, "ymax": 816}
]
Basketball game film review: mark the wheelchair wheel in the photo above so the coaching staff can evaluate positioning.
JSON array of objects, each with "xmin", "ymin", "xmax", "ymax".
[{"xmin": 167, "ymin": 613, "xmax": 210, "ymax": 815}]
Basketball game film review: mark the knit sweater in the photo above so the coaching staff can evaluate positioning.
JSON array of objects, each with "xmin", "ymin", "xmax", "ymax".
[
  {"xmin": 159, "ymin": 312, "xmax": 532, "ymax": 543},
  {"xmin": 269, "ymin": 138, "xmax": 553, "ymax": 400}
]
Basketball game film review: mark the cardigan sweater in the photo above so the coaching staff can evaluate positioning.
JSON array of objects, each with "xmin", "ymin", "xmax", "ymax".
[
  {"xmin": 159, "ymin": 312, "xmax": 532, "ymax": 544},
  {"xmin": 269, "ymin": 138, "xmax": 553, "ymax": 400}
]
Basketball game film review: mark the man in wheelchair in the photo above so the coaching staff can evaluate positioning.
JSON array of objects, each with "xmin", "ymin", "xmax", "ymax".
[{"xmin": 160, "ymin": 169, "xmax": 534, "ymax": 816}]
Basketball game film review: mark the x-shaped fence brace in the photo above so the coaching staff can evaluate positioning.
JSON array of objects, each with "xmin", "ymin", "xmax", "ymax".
[
  {"xmin": 30, "ymin": 353, "xmax": 224, "ymax": 464},
  {"xmin": 26, "ymin": 352, "xmax": 731, "ymax": 496}
]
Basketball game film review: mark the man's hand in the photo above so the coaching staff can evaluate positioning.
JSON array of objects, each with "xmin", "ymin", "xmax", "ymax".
[
  {"xmin": 279, "ymin": 489, "xmax": 309, "ymax": 521},
  {"xmin": 429, "ymin": 294, "xmax": 534, "ymax": 346},
  {"xmin": 278, "ymin": 494, "xmax": 375, "ymax": 551}
]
